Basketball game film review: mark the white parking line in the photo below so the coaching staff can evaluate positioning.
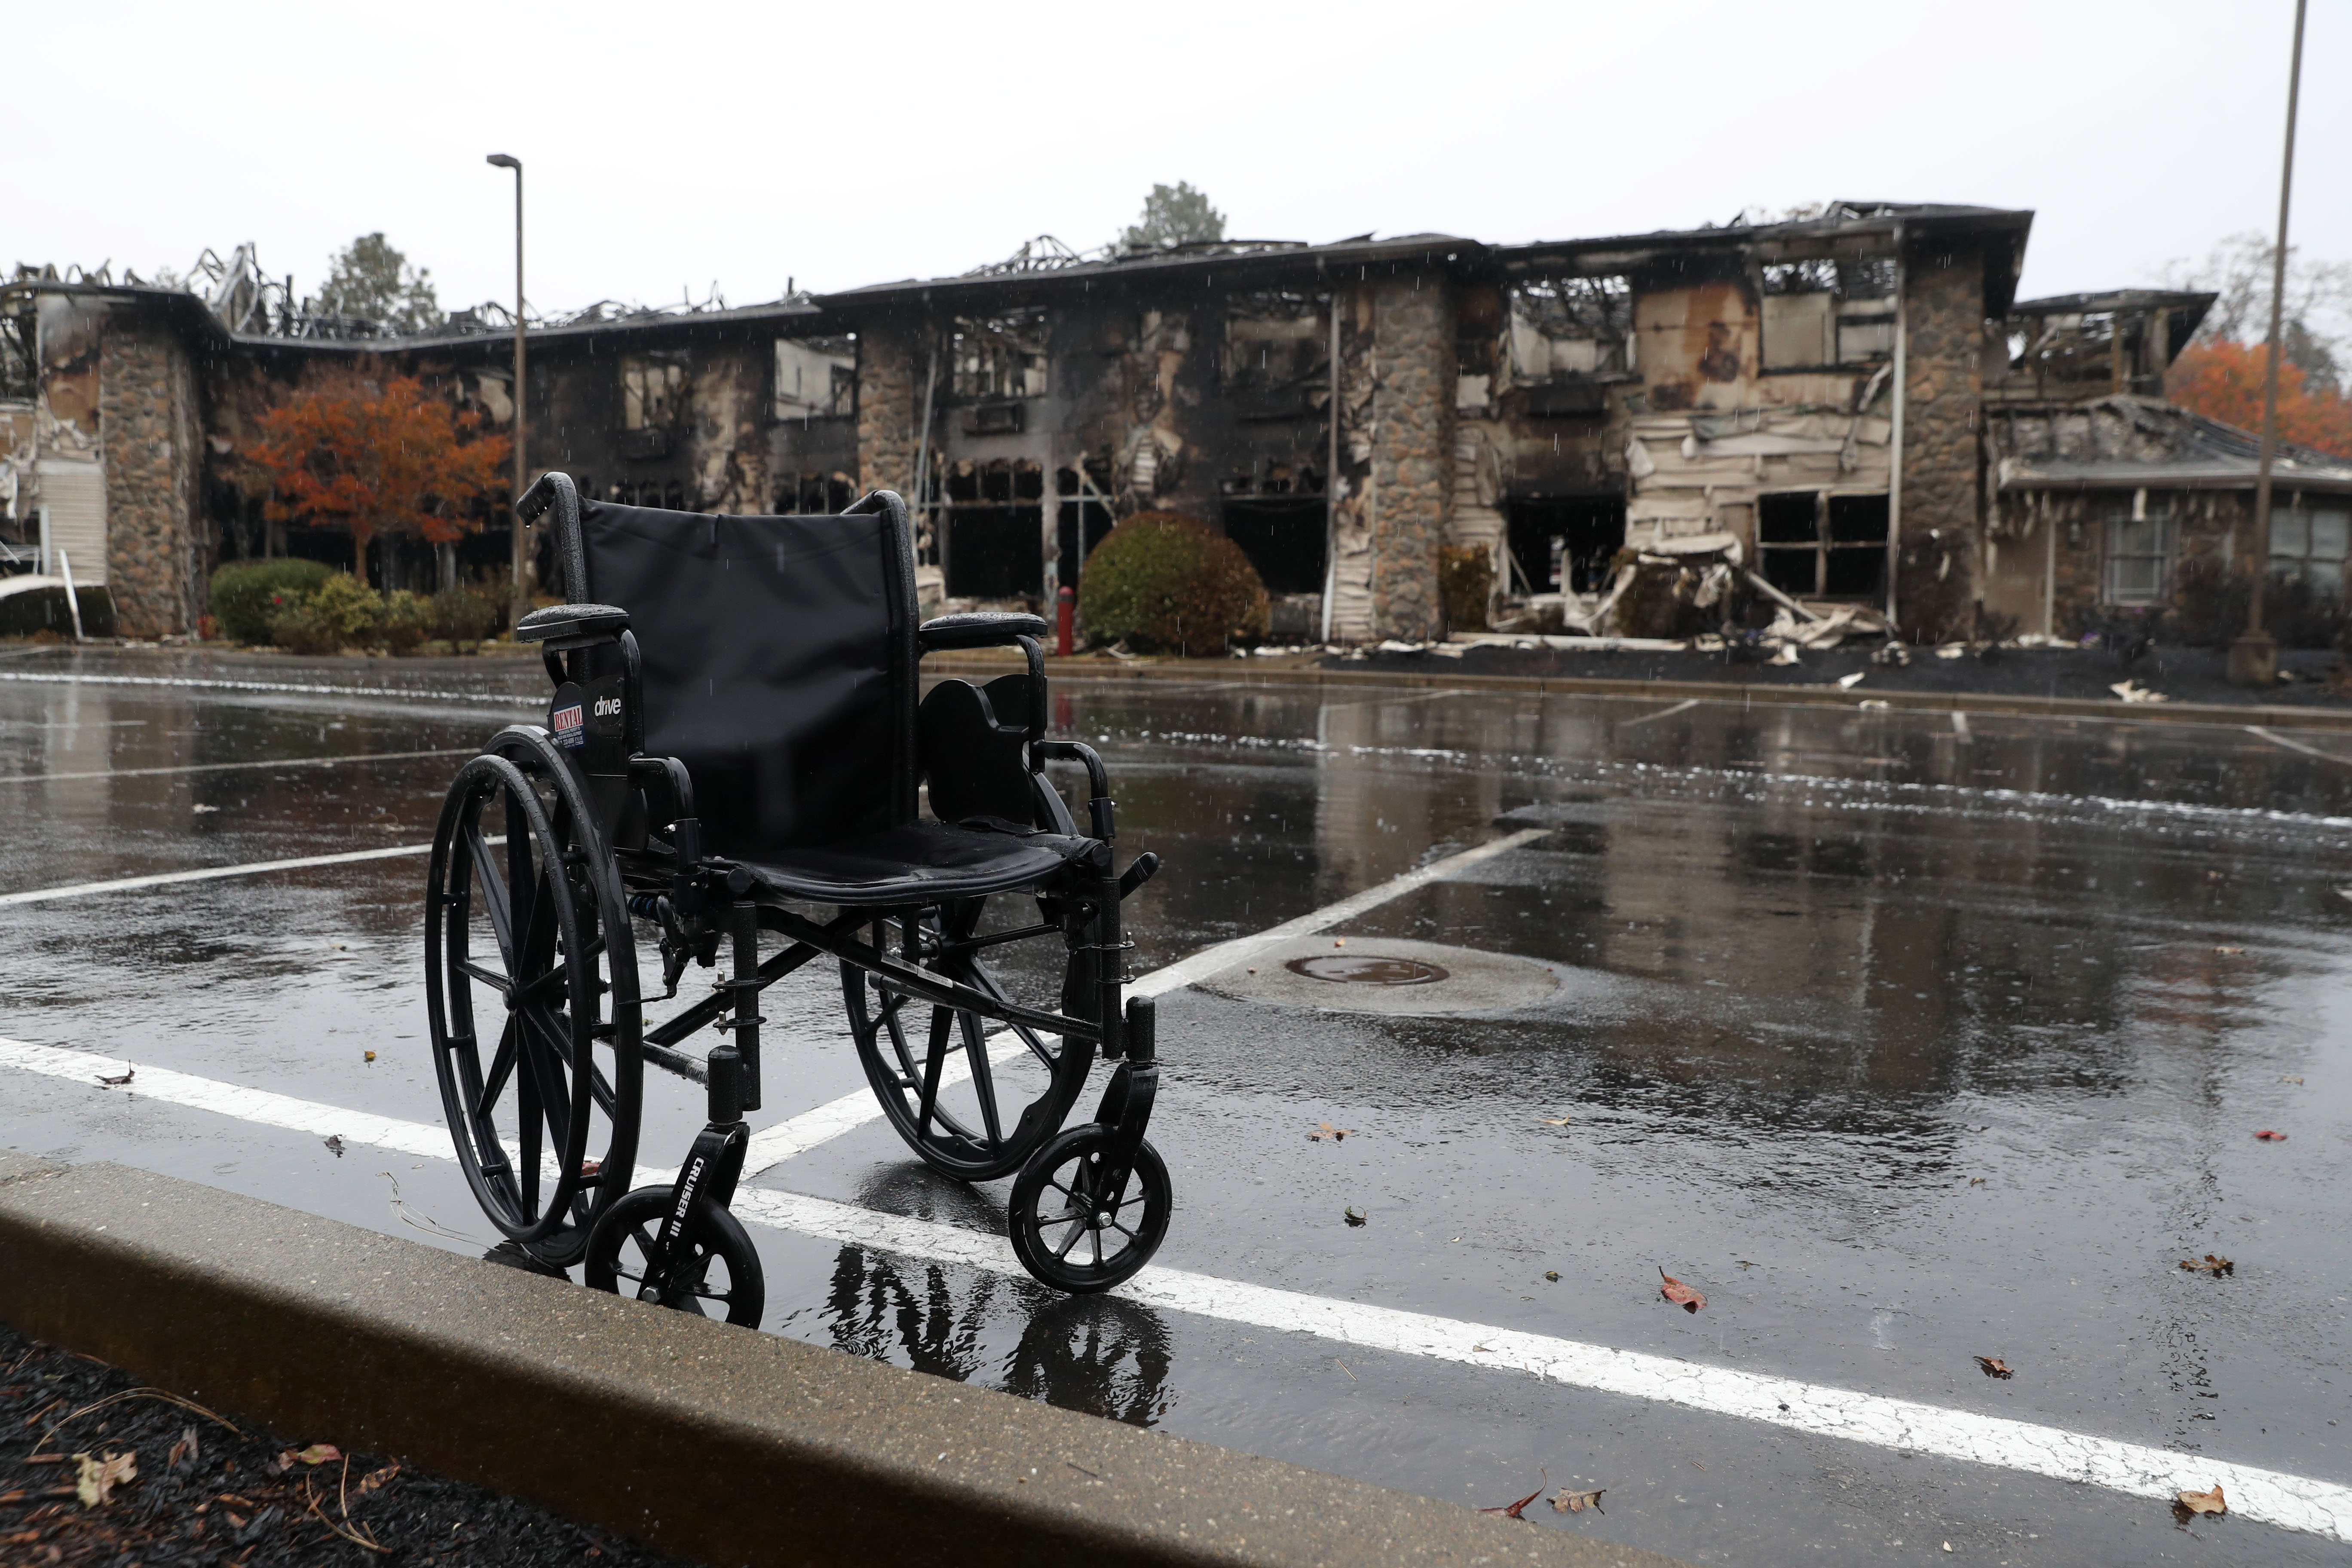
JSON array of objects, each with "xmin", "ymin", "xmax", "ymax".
[
  {"xmin": 6, "ymin": 1029, "xmax": 2343, "ymax": 1541},
  {"xmin": 0, "ymin": 843, "xmax": 451, "ymax": 909},
  {"xmin": 1619, "ymin": 698, "xmax": 1700, "ymax": 729},
  {"xmin": 0, "ymin": 747, "xmax": 475, "ymax": 786},
  {"xmin": 0, "ymin": 671, "xmax": 537, "ymax": 707},
  {"xmin": 2248, "ymin": 723, "xmax": 2352, "ymax": 763}
]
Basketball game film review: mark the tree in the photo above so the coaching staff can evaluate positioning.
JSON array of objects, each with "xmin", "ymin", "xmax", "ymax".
[
  {"xmin": 2167, "ymin": 339, "xmax": 2352, "ymax": 459},
  {"xmin": 245, "ymin": 363, "xmax": 511, "ymax": 582},
  {"xmin": 2162, "ymin": 233, "xmax": 2350, "ymax": 393},
  {"xmin": 1120, "ymin": 183, "xmax": 1225, "ymax": 253},
  {"xmin": 316, "ymin": 233, "xmax": 444, "ymax": 334}
]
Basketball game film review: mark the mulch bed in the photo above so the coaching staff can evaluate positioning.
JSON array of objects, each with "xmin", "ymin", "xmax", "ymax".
[{"xmin": 0, "ymin": 1319, "xmax": 692, "ymax": 1567}]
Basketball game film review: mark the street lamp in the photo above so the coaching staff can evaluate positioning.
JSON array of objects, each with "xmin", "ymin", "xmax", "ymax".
[
  {"xmin": 2229, "ymin": 0, "xmax": 2309, "ymax": 687},
  {"xmin": 487, "ymin": 153, "xmax": 530, "ymax": 621}
]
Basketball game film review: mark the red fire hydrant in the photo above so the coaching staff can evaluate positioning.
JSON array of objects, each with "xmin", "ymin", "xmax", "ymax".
[{"xmin": 1056, "ymin": 585, "xmax": 1075, "ymax": 658}]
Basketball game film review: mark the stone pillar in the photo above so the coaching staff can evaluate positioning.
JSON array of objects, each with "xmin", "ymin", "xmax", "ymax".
[
  {"xmin": 1896, "ymin": 245, "xmax": 1985, "ymax": 640},
  {"xmin": 98, "ymin": 312, "xmax": 203, "ymax": 638},
  {"xmin": 1328, "ymin": 271, "xmax": 1452, "ymax": 643},
  {"xmin": 855, "ymin": 320, "xmax": 920, "ymax": 504},
  {"xmin": 1366, "ymin": 273, "xmax": 1452, "ymax": 642}
]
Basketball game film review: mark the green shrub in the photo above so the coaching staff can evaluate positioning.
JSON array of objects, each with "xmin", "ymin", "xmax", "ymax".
[
  {"xmin": 306, "ymin": 574, "xmax": 385, "ymax": 646},
  {"xmin": 1078, "ymin": 512, "xmax": 1268, "ymax": 656},
  {"xmin": 429, "ymin": 585, "xmax": 505, "ymax": 649},
  {"xmin": 267, "ymin": 602, "xmax": 342, "ymax": 655},
  {"xmin": 380, "ymin": 590, "xmax": 429, "ymax": 655},
  {"xmin": 209, "ymin": 559, "xmax": 334, "ymax": 645}
]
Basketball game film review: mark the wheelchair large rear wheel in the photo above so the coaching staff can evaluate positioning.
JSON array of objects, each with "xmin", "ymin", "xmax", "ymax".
[
  {"xmin": 844, "ymin": 899, "xmax": 1095, "ymax": 1182},
  {"xmin": 425, "ymin": 731, "xmax": 643, "ymax": 1267}
]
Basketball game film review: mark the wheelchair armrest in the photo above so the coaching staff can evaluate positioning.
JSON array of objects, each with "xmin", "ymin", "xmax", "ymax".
[
  {"xmin": 919, "ymin": 612, "xmax": 1049, "ymax": 653},
  {"xmin": 517, "ymin": 603, "xmax": 630, "ymax": 647}
]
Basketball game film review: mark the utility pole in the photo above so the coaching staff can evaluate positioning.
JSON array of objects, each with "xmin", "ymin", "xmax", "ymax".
[
  {"xmin": 2230, "ymin": 0, "xmax": 2308, "ymax": 687},
  {"xmin": 487, "ymin": 153, "xmax": 530, "ymax": 623}
]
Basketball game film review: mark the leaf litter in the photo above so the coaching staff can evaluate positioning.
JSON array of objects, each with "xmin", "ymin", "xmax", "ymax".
[
  {"xmin": 2180, "ymin": 1254, "xmax": 2234, "ymax": 1276},
  {"xmin": 1659, "ymin": 1268, "xmax": 1705, "ymax": 1313},
  {"xmin": 1553, "ymin": 1486, "xmax": 1606, "ymax": 1514},
  {"xmin": 1307, "ymin": 1122, "xmax": 1352, "ymax": 1142},
  {"xmin": 1974, "ymin": 1356, "xmax": 2013, "ymax": 1379},
  {"xmin": 2176, "ymin": 1482, "xmax": 2227, "ymax": 1517}
]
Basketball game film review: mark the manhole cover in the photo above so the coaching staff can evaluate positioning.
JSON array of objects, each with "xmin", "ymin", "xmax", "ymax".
[{"xmin": 1285, "ymin": 954, "xmax": 1451, "ymax": 986}]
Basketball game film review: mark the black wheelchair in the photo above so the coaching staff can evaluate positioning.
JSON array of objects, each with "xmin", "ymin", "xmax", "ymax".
[{"xmin": 421, "ymin": 475, "xmax": 1170, "ymax": 1327}]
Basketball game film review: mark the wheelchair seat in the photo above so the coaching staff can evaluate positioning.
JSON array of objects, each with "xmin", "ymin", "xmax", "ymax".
[{"xmin": 733, "ymin": 818, "xmax": 1096, "ymax": 905}]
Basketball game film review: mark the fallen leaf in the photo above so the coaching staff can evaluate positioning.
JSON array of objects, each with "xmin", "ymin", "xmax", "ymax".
[
  {"xmin": 2214, "ymin": 946, "xmax": 2245, "ymax": 956},
  {"xmin": 74, "ymin": 1451, "xmax": 135, "ymax": 1508},
  {"xmin": 2280, "ymin": 1076, "xmax": 2304, "ymax": 1084},
  {"xmin": 2255, "ymin": 1130, "xmax": 2288, "ymax": 1142},
  {"xmin": 353, "ymin": 1462, "xmax": 400, "ymax": 1497},
  {"xmin": 363, "ymin": 1051, "xmax": 377, "ymax": 1063},
  {"xmin": 2176, "ymin": 1482, "xmax": 2227, "ymax": 1516},
  {"xmin": 1541, "ymin": 1115, "xmax": 1572, "ymax": 1126},
  {"xmin": 2179, "ymin": 1254, "xmax": 2234, "ymax": 1277},
  {"xmin": 167, "ymin": 1427, "xmax": 198, "ymax": 1472},
  {"xmin": 1480, "ymin": 1469, "xmax": 1546, "ymax": 1519},
  {"xmin": 1343, "ymin": 1206, "xmax": 1366, "ymax": 1227},
  {"xmin": 1333, "ymin": 939, "xmax": 1346, "ymax": 948},
  {"xmin": 1969, "ymin": 1176, "xmax": 1986, "ymax": 1185},
  {"xmin": 1975, "ymin": 1356, "xmax": 2013, "ymax": 1379},
  {"xmin": 1659, "ymin": 1268, "xmax": 1705, "ymax": 1313},
  {"xmin": 95, "ymin": 1069, "xmax": 134, "ymax": 1087},
  {"xmin": 1308, "ymin": 1122, "xmax": 1353, "ymax": 1142},
  {"xmin": 294, "ymin": 1444, "xmax": 341, "ymax": 1466},
  {"xmin": 1837, "ymin": 671, "xmax": 1868, "ymax": 689},
  {"xmin": 1544, "ymin": 1271, "xmax": 1561, "ymax": 1282},
  {"xmin": 324, "ymin": 1135, "xmax": 345, "ymax": 1157},
  {"xmin": 1552, "ymin": 1487, "xmax": 1606, "ymax": 1515}
]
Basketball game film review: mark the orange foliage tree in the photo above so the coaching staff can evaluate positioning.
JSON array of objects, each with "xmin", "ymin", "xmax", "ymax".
[
  {"xmin": 2167, "ymin": 339, "xmax": 2352, "ymax": 459},
  {"xmin": 246, "ymin": 364, "xmax": 511, "ymax": 582}
]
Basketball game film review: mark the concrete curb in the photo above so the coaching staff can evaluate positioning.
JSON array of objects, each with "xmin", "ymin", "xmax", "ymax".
[
  {"xmin": 926, "ymin": 652, "xmax": 2352, "ymax": 735},
  {"xmin": 0, "ymin": 1149, "xmax": 1686, "ymax": 1568}
]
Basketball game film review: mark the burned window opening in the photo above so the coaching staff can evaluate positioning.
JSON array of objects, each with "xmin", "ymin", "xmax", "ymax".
[
  {"xmin": 1220, "ymin": 460, "xmax": 1324, "ymax": 498},
  {"xmin": 620, "ymin": 355, "xmax": 690, "ymax": 430},
  {"xmin": 1757, "ymin": 491, "xmax": 1887, "ymax": 599},
  {"xmin": 1222, "ymin": 496, "xmax": 1329, "ymax": 595},
  {"xmin": 1506, "ymin": 276, "xmax": 1632, "ymax": 387},
  {"xmin": 1760, "ymin": 259, "xmax": 1896, "ymax": 370},
  {"xmin": 950, "ymin": 312, "xmax": 1049, "ymax": 401},
  {"xmin": 1222, "ymin": 292, "xmax": 1329, "ymax": 420},
  {"xmin": 1505, "ymin": 497, "xmax": 1625, "ymax": 595},
  {"xmin": 779, "ymin": 472, "xmax": 858, "ymax": 514},
  {"xmin": 774, "ymin": 335, "xmax": 856, "ymax": 420},
  {"xmin": 1057, "ymin": 469, "xmax": 1116, "ymax": 588},
  {"xmin": 608, "ymin": 478, "xmax": 689, "ymax": 511},
  {"xmin": 943, "ymin": 458, "xmax": 1045, "ymax": 506}
]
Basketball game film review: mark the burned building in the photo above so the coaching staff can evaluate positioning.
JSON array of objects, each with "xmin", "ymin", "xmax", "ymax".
[{"xmin": 7, "ymin": 203, "xmax": 2343, "ymax": 645}]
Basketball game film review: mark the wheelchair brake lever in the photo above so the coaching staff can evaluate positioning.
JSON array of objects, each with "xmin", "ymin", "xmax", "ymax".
[{"xmin": 1118, "ymin": 852, "xmax": 1160, "ymax": 900}]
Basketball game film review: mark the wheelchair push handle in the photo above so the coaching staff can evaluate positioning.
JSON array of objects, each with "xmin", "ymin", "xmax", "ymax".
[{"xmin": 514, "ymin": 472, "xmax": 591, "ymax": 605}]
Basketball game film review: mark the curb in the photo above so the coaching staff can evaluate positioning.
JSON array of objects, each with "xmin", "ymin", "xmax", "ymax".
[
  {"xmin": 0, "ymin": 1149, "xmax": 1684, "ymax": 1568},
  {"xmin": 925, "ymin": 653, "xmax": 2352, "ymax": 735}
]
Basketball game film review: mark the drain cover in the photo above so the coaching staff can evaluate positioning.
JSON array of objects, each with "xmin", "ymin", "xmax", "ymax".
[{"xmin": 1285, "ymin": 954, "xmax": 1451, "ymax": 986}]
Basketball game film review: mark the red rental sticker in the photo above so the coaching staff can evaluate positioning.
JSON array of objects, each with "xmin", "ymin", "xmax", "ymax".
[{"xmin": 552, "ymin": 704, "xmax": 584, "ymax": 731}]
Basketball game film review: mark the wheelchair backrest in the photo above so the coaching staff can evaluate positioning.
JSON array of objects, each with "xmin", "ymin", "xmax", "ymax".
[{"xmin": 564, "ymin": 490, "xmax": 920, "ymax": 858}]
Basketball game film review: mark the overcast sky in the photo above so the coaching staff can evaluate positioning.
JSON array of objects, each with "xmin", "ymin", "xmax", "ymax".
[{"xmin": 11, "ymin": 0, "xmax": 2346, "ymax": 324}]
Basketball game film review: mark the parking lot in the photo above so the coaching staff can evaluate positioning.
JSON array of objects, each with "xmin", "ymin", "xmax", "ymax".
[{"xmin": 4, "ymin": 642, "xmax": 2351, "ymax": 1565}]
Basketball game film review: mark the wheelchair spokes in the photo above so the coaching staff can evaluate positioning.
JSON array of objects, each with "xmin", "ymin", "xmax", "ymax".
[
  {"xmin": 426, "ymin": 746, "xmax": 641, "ymax": 1267},
  {"xmin": 1008, "ymin": 1125, "xmax": 1172, "ymax": 1294},
  {"xmin": 845, "ymin": 902, "xmax": 1093, "ymax": 1182}
]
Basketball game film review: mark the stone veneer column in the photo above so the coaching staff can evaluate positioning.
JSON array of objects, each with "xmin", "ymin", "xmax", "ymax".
[
  {"xmin": 99, "ymin": 314, "xmax": 202, "ymax": 637},
  {"xmin": 1364, "ymin": 273, "xmax": 1451, "ymax": 642},
  {"xmin": 1896, "ymin": 246, "xmax": 1985, "ymax": 636},
  {"xmin": 855, "ymin": 322, "xmax": 919, "ymax": 503}
]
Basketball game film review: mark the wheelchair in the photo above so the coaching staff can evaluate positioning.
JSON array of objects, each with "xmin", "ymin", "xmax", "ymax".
[{"xmin": 421, "ymin": 474, "xmax": 1170, "ymax": 1328}]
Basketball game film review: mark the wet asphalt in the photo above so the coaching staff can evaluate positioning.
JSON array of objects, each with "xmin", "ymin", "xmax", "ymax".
[{"xmin": 4, "ymin": 643, "xmax": 2352, "ymax": 1566}]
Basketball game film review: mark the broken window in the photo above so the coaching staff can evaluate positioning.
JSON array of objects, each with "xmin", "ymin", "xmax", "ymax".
[
  {"xmin": 1222, "ymin": 293, "xmax": 1329, "ymax": 420},
  {"xmin": 2269, "ymin": 497, "xmax": 2349, "ymax": 594},
  {"xmin": 1504, "ymin": 277, "xmax": 1632, "ymax": 385},
  {"xmin": 1760, "ymin": 259, "xmax": 1896, "ymax": 370},
  {"xmin": 780, "ymin": 472, "xmax": 858, "ymax": 514},
  {"xmin": 1505, "ymin": 497, "xmax": 1626, "ymax": 595},
  {"xmin": 950, "ymin": 312, "xmax": 1049, "ymax": 401},
  {"xmin": 1757, "ymin": 491, "xmax": 1888, "ymax": 599},
  {"xmin": 2102, "ymin": 511, "xmax": 2176, "ymax": 606},
  {"xmin": 0, "ymin": 313, "xmax": 33, "ymax": 404},
  {"xmin": 620, "ymin": 356, "xmax": 689, "ymax": 429},
  {"xmin": 774, "ymin": 335, "xmax": 856, "ymax": 420}
]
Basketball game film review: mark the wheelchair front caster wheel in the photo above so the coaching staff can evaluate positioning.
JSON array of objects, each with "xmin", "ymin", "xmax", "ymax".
[
  {"xmin": 583, "ymin": 1187, "xmax": 766, "ymax": 1328},
  {"xmin": 1007, "ymin": 1125, "xmax": 1170, "ymax": 1294}
]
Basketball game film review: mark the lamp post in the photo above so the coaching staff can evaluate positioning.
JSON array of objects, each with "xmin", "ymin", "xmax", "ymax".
[
  {"xmin": 486, "ymin": 153, "xmax": 530, "ymax": 621},
  {"xmin": 2229, "ymin": 0, "xmax": 2308, "ymax": 687}
]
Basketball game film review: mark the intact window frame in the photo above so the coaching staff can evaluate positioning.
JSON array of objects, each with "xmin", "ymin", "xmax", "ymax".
[
  {"xmin": 2101, "ymin": 512, "xmax": 2177, "ymax": 607},
  {"xmin": 2267, "ymin": 492, "xmax": 2351, "ymax": 595}
]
